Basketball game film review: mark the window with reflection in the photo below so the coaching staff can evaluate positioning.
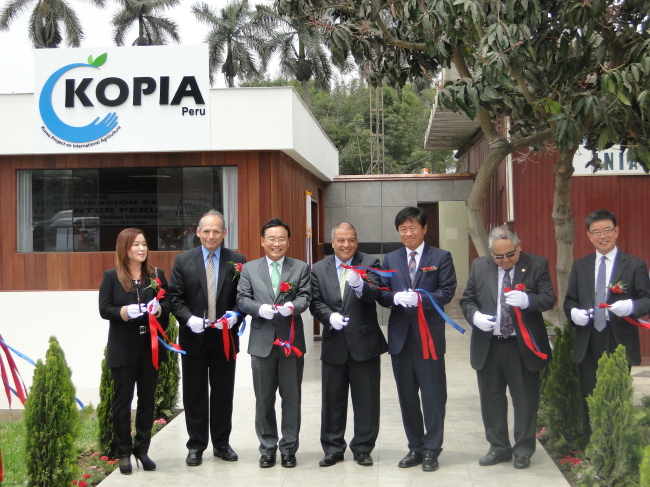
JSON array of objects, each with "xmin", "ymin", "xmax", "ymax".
[{"xmin": 17, "ymin": 166, "xmax": 238, "ymax": 252}]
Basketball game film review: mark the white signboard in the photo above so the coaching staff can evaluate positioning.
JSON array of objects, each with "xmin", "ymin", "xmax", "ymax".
[
  {"xmin": 34, "ymin": 45, "xmax": 210, "ymax": 153},
  {"xmin": 573, "ymin": 145, "xmax": 648, "ymax": 176}
]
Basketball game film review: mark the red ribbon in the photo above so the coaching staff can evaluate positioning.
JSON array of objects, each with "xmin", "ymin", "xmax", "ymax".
[
  {"xmin": 147, "ymin": 288, "xmax": 183, "ymax": 370},
  {"xmin": 416, "ymin": 293, "xmax": 437, "ymax": 360},
  {"xmin": 340, "ymin": 264, "xmax": 393, "ymax": 291},
  {"xmin": 206, "ymin": 315, "xmax": 237, "ymax": 361},
  {"xmin": 0, "ymin": 332, "xmax": 27, "ymax": 406},
  {"xmin": 598, "ymin": 303, "xmax": 650, "ymax": 329},
  {"xmin": 504, "ymin": 286, "xmax": 548, "ymax": 360},
  {"xmin": 273, "ymin": 306, "xmax": 303, "ymax": 357}
]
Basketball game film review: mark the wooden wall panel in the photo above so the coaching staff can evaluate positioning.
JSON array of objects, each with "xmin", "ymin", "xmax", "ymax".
[{"xmin": 0, "ymin": 150, "xmax": 326, "ymax": 291}]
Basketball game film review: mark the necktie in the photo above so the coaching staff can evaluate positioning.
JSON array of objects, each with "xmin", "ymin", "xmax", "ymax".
[
  {"xmin": 271, "ymin": 261, "xmax": 281, "ymax": 296},
  {"xmin": 594, "ymin": 255, "xmax": 607, "ymax": 332},
  {"xmin": 206, "ymin": 252, "xmax": 216, "ymax": 322},
  {"xmin": 500, "ymin": 269, "xmax": 514, "ymax": 337},
  {"xmin": 408, "ymin": 251, "xmax": 417, "ymax": 288},
  {"xmin": 339, "ymin": 267, "xmax": 347, "ymax": 299}
]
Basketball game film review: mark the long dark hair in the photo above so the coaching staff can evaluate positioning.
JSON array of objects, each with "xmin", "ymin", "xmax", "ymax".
[{"xmin": 115, "ymin": 228, "xmax": 152, "ymax": 292}]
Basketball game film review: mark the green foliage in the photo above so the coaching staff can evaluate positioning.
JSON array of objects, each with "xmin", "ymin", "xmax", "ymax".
[
  {"xmin": 97, "ymin": 346, "xmax": 117, "ymax": 458},
  {"xmin": 0, "ymin": 417, "xmax": 27, "ymax": 483},
  {"xmin": 24, "ymin": 336, "xmax": 79, "ymax": 487},
  {"xmin": 641, "ymin": 445, "xmax": 650, "ymax": 487},
  {"xmin": 539, "ymin": 324, "xmax": 585, "ymax": 454},
  {"xmin": 154, "ymin": 314, "xmax": 180, "ymax": 421},
  {"xmin": 580, "ymin": 345, "xmax": 642, "ymax": 487},
  {"xmin": 111, "ymin": 0, "xmax": 180, "ymax": 47}
]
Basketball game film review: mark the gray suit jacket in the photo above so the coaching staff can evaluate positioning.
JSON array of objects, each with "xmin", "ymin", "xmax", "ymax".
[
  {"xmin": 460, "ymin": 251, "xmax": 555, "ymax": 372},
  {"xmin": 237, "ymin": 256, "xmax": 311, "ymax": 357}
]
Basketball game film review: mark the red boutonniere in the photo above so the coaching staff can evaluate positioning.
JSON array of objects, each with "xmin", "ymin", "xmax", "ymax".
[
  {"xmin": 145, "ymin": 276, "xmax": 165, "ymax": 300},
  {"xmin": 420, "ymin": 266, "xmax": 437, "ymax": 273},
  {"xmin": 229, "ymin": 261, "xmax": 243, "ymax": 280},
  {"xmin": 279, "ymin": 281, "xmax": 295, "ymax": 297},
  {"xmin": 512, "ymin": 283, "xmax": 533, "ymax": 293},
  {"xmin": 609, "ymin": 280, "xmax": 627, "ymax": 294}
]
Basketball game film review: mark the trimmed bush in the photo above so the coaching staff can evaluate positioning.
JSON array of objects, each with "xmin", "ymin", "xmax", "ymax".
[
  {"xmin": 24, "ymin": 336, "xmax": 79, "ymax": 487},
  {"xmin": 640, "ymin": 445, "xmax": 650, "ymax": 487},
  {"xmin": 540, "ymin": 324, "xmax": 584, "ymax": 453},
  {"xmin": 580, "ymin": 345, "xmax": 642, "ymax": 486},
  {"xmin": 155, "ymin": 314, "xmax": 180, "ymax": 421},
  {"xmin": 96, "ymin": 346, "xmax": 117, "ymax": 458}
]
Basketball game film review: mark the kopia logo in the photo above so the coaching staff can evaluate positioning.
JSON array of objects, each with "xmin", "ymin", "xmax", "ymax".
[{"xmin": 39, "ymin": 53, "xmax": 206, "ymax": 145}]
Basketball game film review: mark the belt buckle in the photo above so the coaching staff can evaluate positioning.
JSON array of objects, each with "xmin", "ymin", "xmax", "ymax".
[
  {"xmin": 139, "ymin": 326, "xmax": 148, "ymax": 335},
  {"xmin": 497, "ymin": 335, "xmax": 508, "ymax": 340}
]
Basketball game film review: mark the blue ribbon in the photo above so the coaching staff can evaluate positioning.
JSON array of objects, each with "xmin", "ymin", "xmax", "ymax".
[
  {"xmin": 0, "ymin": 338, "xmax": 36, "ymax": 366},
  {"xmin": 157, "ymin": 336, "xmax": 186, "ymax": 355},
  {"xmin": 414, "ymin": 288, "xmax": 466, "ymax": 334},
  {"xmin": 3, "ymin": 372, "xmax": 85, "ymax": 409},
  {"xmin": 225, "ymin": 311, "xmax": 246, "ymax": 336},
  {"xmin": 344, "ymin": 265, "xmax": 397, "ymax": 278}
]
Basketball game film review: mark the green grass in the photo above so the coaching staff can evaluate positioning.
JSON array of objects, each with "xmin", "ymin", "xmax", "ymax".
[{"xmin": 0, "ymin": 418, "xmax": 28, "ymax": 485}]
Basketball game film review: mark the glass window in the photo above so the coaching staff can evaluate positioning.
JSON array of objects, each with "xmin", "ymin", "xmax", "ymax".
[{"xmin": 17, "ymin": 166, "xmax": 238, "ymax": 252}]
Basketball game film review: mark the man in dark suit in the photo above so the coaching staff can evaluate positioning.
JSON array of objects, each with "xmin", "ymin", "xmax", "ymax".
[
  {"xmin": 310, "ymin": 222, "xmax": 388, "ymax": 467},
  {"xmin": 460, "ymin": 225, "xmax": 555, "ymax": 470},
  {"xmin": 168, "ymin": 210, "xmax": 246, "ymax": 467},
  {"xmin": 237, "ymin": 218, "xmax": 311, "ymax": 469},
  {"xmin": 377, "ymin": 206, "xmax": 456, "ymax": 472},
  {"xmin": 564, "ymin": 209, "xmax": 650, "ymax": 441}
]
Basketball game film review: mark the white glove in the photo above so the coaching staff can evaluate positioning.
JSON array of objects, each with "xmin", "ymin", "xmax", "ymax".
[
  {"xmin": 329, "ymin": 312, "xmax": 348, "ymax": 330},
  {"xmin": 571, "ymin": 308, "xmax": 591, "ymax": 327},
  {"xmin": 609, "ymin": 299, "xmax": 634, "ymax": 317},
  {"xmin": 259, "ymin": 304, "xmax": 278, "ymax": 320},
  {"xmin": 394, "ymin": 291, "xmax": 419, "ymax": 307},
  {"xmin": 473, "ymin": 312, "xmax": 496, "ymax": 332},
  {"xmin": 225, "ymin": 312, "xmax": 238, "ymax": 328},
  {"xmin": 187, "ymin": 315, "xmax": 205, "ymax": 333},
  {"xmin": 504, "ymin": 290, "xmax": 529, "ymax": 309},
  {"xmin": 277, "ymin": 302, "xmax": 294, "ymax": 316},
  {"xmin": 346, "ymin": 270, "xmax": 362, "ymax": 288},
  {"xmin": 146, "ymin": 298, "xmax": 160, "ymax": 315},
  {"xmin": 126, "ymin": 303, "xmax": 145, "ymax": 319}
]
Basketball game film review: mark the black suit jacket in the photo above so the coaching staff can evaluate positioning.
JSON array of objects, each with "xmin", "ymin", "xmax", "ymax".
[
  {"xmin": 378, "ymin": 244, "xmax": 457, "ymax": 356},
  {"xmin": 310, "ymin": 252, "xmax": 387, "ymax": 364},
  {"xmin": 99, "ymin": 268, "xmax": 172, "ymax": 368},
  {"xmin": 460, "ymin": 252, "xmax": 555, "ymax": 372},
  {"xmin": 168, "ymin": 246, "xmax": 246, "ymax": 357},
  {"xmin": 564, "ymin": 250, "xmax": 650, "ymax": 365}
]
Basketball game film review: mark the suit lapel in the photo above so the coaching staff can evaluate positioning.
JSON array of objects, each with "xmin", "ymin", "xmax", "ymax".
[
  {"xmin": 326, "ymin": 256, "xmax": 343, "ymax": 304},
  {"xmin": 584, "ymin": 253, "xmax": 597, "ymax": 302},
  {"xmin": 395, "ymin": 247, "xmax": 410, "ymax": 289},
  {"xmin": 487, "ymin": 259, "xmax": 499, "ymax": 303},
  {"xmin": 512, "ymin": 252, "xmax": 529, "ymax": 287},
  {"xmin": 413, "ymin": 245, "xmax": 434, "ymax": 288},
  {"xmin": 216, "ymin": 247, "xmax": 229, "ymax": 297},
  {"xmin": 608, "ymin": 251, "xmax": 626, "ymax": 302},
  {"xmin": 277, "ymin": 257, "xmax": 294, "ymax": 304},
  {"xmin": 194, "ymin": 248, "xmax": 209, "ymax": 303},
  {"xmin": 258, "ymin": 258, "xmax": 275, "ymax": 301}
]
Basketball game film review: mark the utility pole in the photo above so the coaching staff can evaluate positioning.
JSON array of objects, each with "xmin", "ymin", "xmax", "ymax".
[{"xmin": 368, "ymin": 84, "xmax": 385, "ymax": 174}]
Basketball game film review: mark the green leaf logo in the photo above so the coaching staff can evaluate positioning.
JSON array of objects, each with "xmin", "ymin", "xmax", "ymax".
[{"xmin": 87, "ymin": 53, "xmax": 108, "ymax": 68}]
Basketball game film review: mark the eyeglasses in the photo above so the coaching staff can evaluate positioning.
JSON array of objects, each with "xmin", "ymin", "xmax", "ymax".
[
  {"xmin": 589, "ymin": 228, "xmax": 615, "ymax": 237},
  {"xmin": 492, "ymin": 250, "xmax": 517, "ymax": 260},
  {"xmin": 266, "ymin": 237, "xmax": 287, "ymax": 244}
]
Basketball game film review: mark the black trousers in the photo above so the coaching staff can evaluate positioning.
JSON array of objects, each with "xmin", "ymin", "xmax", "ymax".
[
  {"xmin": 320, "ymin": 355, "xmax": 381, "ymax": 455},
  {"xmin": 111, "ymin": 346, "xmax": 158, "ymax": 457},
  {"xmin": 181, "ymin": 338, "xmax": 237, "ymax": 452}
]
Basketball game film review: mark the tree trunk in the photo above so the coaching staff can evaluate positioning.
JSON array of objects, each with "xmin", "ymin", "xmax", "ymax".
[
  {"xmin": 550, "ymin": 145, "xmax": 578, "ymax": 325},
  {"xmin": 302, "ymin": 79, "xmax": 311, "ymax": 107}
]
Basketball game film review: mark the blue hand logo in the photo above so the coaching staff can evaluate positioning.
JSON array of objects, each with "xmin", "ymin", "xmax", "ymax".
[{"xmin": 39, "ymin": 61, "xmax": 118, "ymax": 143}]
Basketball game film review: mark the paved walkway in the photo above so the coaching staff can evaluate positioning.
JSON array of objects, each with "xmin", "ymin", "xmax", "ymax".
[{"xmin": 99, "ymin": 319, "xmax": 571, "ymax": 487}]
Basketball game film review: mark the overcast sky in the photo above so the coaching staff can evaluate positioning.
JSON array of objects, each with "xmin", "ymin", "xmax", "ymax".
[{"xmin": 0, "ymin": 0, "xmax": 279, "ymax": 92}]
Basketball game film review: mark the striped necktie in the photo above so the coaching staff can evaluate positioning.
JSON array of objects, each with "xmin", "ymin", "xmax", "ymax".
[
  {"xmin": 408, "ymin": 251, "xmax": 417, "ymax": 288},
  {"xmin": 594, "ymin": 255, "xmax": 607, "ymax": 332}
]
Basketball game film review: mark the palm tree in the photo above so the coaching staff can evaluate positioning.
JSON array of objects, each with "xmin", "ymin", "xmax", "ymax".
[
  {"xmin": 192, "ymin": 0, "xmax": 271, "ymax": 87},
  {"xmin": 112, "ymin": 0, "xmax": 180, "ymax": 46},
  {"xmin": 0, "ymin": 0, "xmax": 105, "ymax": 48},
  {"xmin": 259, "ymin": 3, "xmax": 338, "ymax": 105}
]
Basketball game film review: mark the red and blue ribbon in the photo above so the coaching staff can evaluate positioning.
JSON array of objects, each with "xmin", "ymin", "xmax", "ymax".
[
  {"xmin": 273, "ymin": 306, "xmax": 303, "ymax": 357},
  {"xmin": 504, "ymin": 285, "xmax": 548, "ymax": 360},
  {"xmin": 147, "ymin": 287, "xmax": 184, "ymax": 370},
  {"xmin": 598, "ymin": 303, "xmax": 650, "ymax": 329},
  {"xmin": 207, "ymin": 311, "xmax": 243, "ymax": 361}
]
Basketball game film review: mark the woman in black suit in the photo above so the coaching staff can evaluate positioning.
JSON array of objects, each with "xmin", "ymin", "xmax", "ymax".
[{"xmin": 99, "ymin": 228, "xmax": 171, "ymax": 474}]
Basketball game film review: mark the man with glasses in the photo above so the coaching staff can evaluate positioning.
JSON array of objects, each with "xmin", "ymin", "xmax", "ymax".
[
  {"xmin": 237, "ymin": 218, "xmax": 311, "ymax": 469},
  {"xmin": 460, "ymin": 225, "xmax": 555, "ymax": 470},
  {"xmin": 564, "ymin": 209, "xmax": 650, "ymax": 442}
]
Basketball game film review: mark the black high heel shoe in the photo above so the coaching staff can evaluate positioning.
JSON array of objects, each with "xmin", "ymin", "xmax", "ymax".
[
  {"xmin": 118, "ymin": 456, "xmax": 132, "ymax": 475},
  {"xmin": 134, "ymin": 452, "xmax": 156, "ymax": 471}
]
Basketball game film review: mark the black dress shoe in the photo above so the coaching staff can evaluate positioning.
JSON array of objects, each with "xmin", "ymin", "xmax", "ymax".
[
  {"xmin": 281, "ymin": 454, "xmax": 297, "ymax": 468},
  {"xmin": 353, "ymin": 452, "xmax": 373, "ymax": 466},
  {"xmin": 479, "ymin": 451, "xmax": 512, "ymax": 466},
  {"xmin": 422, "ymin": 453, "xmax": 439, "ymax": 472},
  {"xmin": 514, "ymin": 455, "xmax": 531, "ymax": 469},
  {"xmin": 259, "ymin": 454, "xmax": 276, "ymax": 468},
  {"xmin": 319, "ymin": 452, "xmax": 344, "ymax": 466},
  {"xmin": 186, "ymin": 449, "xmax": 203, "ymax": 467},
  {"xmin": 213, "ymin": 445, "xmax": 238, "ymax": 462},
  {"xmin": 398, "ymin": 451, "xmax": 423, "ymax": 468},
  {"xmin": 118, "ymin": 456, "xmax": 132, "ymax": 475},
  {"xmin": 134, "ymin": 452, "xmax": 156, "ymax": 471}
]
